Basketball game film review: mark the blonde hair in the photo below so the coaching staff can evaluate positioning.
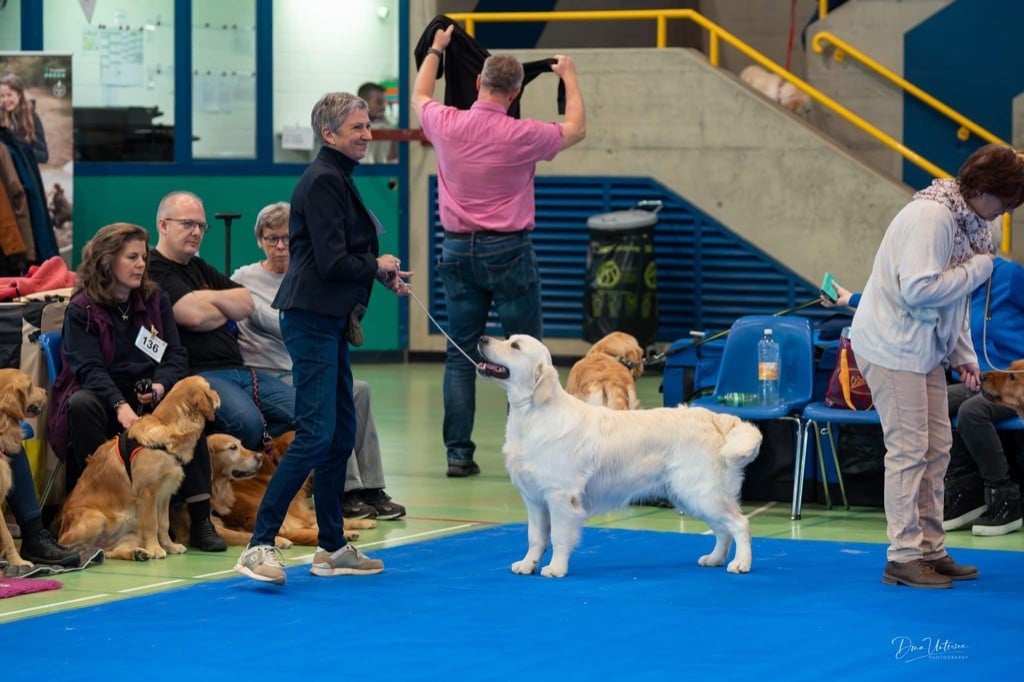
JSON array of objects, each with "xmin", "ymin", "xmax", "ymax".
[{"xmin": 254, "ymin": 202, "xmax": 290, "ymax": 239}]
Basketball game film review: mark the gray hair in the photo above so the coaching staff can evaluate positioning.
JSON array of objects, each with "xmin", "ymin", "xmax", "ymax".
[
  {"xmin": 254, "ymin": 201, "xmax": 290, "ymax": 239},
  {"xmin": 311, "ymin": 92, "xmax": 368, "ymax": 145},
  {"xmin": 156, "ymin": 190, "xmax": 203, "ymax": 224},
  {"xmin": 481, "ymin": 55, "xmax": 523, "ymax": 94}
]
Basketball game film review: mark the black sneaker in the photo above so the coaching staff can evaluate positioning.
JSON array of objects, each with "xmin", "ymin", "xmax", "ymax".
[
  {"xmin": 972, "ymin": 484, "xmax": 1022, "ymax": 536},
  {"xmin": 942, "ymin": 472, "xmax": 986, "ymax": 531},
  {"xmin": 19, "ymin": 528, "xmax": 81, "ymax": 567},
  {"xmin": 446, "ymin": 462, "xmax": 481, "ymax": 478},
  {"xmin": 342, "ymin": 495, "xmax": 378, "ymax": 520},
  {"xmin": 360, "ymin": 489, "xmax": 406, "ymax": 520},
  {"xmin": 190, "ymin": 517, "xmax": 227, "ymax": 552}
]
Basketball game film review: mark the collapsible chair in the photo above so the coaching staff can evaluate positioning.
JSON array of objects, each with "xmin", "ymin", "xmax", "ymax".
[{"xmin": 795, "ymin": 402, "xmax": 868, "ymax": 518}]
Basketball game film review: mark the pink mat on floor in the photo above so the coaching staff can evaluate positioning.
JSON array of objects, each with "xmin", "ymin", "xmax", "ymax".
[{"xmin": 0, "ymin": 576, "xmax": 62, "ymax": 599}]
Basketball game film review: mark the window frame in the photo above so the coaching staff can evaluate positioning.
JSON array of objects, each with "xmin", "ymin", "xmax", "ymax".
[{"xmin": 19, "ymin": 0, "xmax": 409, "ymax": 179}]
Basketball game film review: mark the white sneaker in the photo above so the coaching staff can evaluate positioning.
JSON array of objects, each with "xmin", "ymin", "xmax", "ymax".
[
  {"xmin": 310, "ymin": 544, "xmax": 383, "ymax": 576},
  {"xmin": 235, "ymin": 545, "xmax": 287, "ymax": 585}
]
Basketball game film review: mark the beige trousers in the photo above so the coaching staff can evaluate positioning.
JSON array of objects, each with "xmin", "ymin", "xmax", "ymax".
[{"xmin": 856, "ymin": 357, "xmax": 950, "ymax": 563}]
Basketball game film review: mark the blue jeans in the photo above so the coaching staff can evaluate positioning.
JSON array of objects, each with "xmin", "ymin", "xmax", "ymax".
[
  {"xmin": 437, "ymin": 232, "xmax": 542, "ymax": 465},
  {"xmin": 199, "ymin": 368, "xmax": 295, "ymax": 451},
  {"xmin": 4, "ymin": 447, "xmax": 41, "ymax": 527},
  {"xmin": 251, "ymin": 308, "xmax": 355, "ymax": 551}
]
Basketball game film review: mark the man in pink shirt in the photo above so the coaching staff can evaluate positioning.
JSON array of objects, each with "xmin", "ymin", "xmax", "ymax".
[{"xmin": 413, "ymin": 24, "xmax": 586, "ymax": 477}]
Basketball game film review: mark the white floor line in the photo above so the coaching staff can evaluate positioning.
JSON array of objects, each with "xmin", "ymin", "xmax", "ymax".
[
  {"xmin": 0, "ymin": 593, "xmax": 107, "ymax": 618},
  {"xmin": 118, "ymin": 579, "xmax": 184, "ymax": 593},
  {"xmin": 358, "ymin": 522, "xmax": 481, "ymax": 549},
  {"xmin": 701, "ymin": 502, "xmax": 777, "ymax": 535},
  {"xmin": 191, "ymin": 523, "xmax": 482, "ymax": 579}
]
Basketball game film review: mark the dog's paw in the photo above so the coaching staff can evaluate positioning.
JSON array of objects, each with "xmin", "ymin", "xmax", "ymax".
[
  {"xmin": 343, "ymin": 530, "xmax": 361, "ymax": 541},
  {"xmin": 145, "ymin": 545, "xmax": 168, "ymax": 560},
  {"xmin": 131, "ymin": 548, "xmax": 152, "ymax": 562},
  {"xmin": 510, "ymin": 559, "xmax": 537, "ymax": 575},
  {"xmin": 540, "ymin": 563, "xmax": 567, "ymax": 578},
  {"xmin": 726, "ymin": 558, "xmax": 751, "ymax": 574},
  {"xmin": 698, "ymin": 553, "xmax": 726, "ymax": 567},
  {"xmin": 274, "ymin": 536, "xmax": 294, "ymax": 549},
  {"xmin": 164, "ymin": 542, "xmax": 188, "ymax": 555}
]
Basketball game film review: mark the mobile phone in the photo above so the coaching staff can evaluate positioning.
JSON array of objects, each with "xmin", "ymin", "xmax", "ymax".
[{"xmin": 820, "ymin": 272, "xmax": 840, "ymax": 303}]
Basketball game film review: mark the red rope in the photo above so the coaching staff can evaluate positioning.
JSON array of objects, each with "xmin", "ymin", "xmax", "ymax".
[{"xmin": 785, "ymin": 0, "xmax": 798, "ymax": 71}]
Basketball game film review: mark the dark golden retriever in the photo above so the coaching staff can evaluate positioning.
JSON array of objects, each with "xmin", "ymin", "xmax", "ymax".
[
  {"xmin": 200, "ymin": 431, "xmax": 375, "ymax": 548},
  {"xmin": 0, "ymin": 369, "xmax": 47, "ymax": 569},
  {"xmin": 566, "ymin": 331, "xmax": 646, "ymax": 410},
  {"xmin": 57, "ymin": 376, "xmax": 220, "ymax": 561}
]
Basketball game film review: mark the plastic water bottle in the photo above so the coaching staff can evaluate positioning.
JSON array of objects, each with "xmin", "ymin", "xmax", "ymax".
[{"xmin": 758, "ymin": 328, "xmax": 780, "ymax": 406}]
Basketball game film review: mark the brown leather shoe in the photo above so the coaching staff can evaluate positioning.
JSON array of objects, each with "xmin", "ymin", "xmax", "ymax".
[
  {"xmin": 882, "ymin": 559, "xmax": 953, "ymax": 589},
  {"xmin": 928, "ymin": 554, "xmax": 979, "ymax": 581}
]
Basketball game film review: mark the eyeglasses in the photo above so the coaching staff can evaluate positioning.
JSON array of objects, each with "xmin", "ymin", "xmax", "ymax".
[
  {"xmin": 261, "ymin": 235, "xmax": 289, "ymax": 246},
  {"xmin": 165, "ymin": 217, "xmax": 209, "ymax": 233}
]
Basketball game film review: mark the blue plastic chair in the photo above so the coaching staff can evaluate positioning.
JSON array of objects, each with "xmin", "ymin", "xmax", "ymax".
[
  {"xmin": 690, "ymin": 315, "xmax": 816, "ymax": 515},
  {"xmin": 797, "ymin": 402, "xmax": 872, "ymax": 518},
  {"xmin": 38, "ymin": 330, "xmax": 63, "ymax": 507}
]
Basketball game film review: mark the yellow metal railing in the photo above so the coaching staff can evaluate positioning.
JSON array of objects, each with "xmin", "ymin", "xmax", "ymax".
[
  {"xmin": 445, "ymin": 9, "xmax": 1014, "ymax": 250},
  {"xmin": 811, "ymin": 30, "xmax": 1013, "ymax": 250},
  {"xmin": 446, "ymin": 9, "xmax": 948, "ymax": 178}
]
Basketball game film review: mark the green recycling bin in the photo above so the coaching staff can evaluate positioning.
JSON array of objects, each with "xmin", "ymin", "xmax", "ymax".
[{"xmin": 583, "ymin": 205, "xmax": 658, "ymax": 346}]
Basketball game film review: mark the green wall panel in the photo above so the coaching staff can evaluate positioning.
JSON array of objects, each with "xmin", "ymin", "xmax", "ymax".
[{"xmin": 73, "ymin": 174, "xmax": 401, "ymax": 351}]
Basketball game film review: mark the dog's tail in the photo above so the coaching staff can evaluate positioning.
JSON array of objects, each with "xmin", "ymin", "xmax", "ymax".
[{"xmin": 716, "ymin": 415, "xmax": 763, "ymax": 467}]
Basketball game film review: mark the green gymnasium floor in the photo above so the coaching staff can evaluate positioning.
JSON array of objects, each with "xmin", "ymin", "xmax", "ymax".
[{"xmin": 3, "ymin": 362, "xmax": 1021, "ymax": 622}]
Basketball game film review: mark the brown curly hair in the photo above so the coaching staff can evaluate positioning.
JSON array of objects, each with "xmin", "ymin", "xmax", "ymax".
[
  {"xmin": 957, "ymin": 144, "xmax": 1024, "ymax": 209},
  {"xmin": 74, "ymin": 223, "xmax": 157, "ymax": 305}
]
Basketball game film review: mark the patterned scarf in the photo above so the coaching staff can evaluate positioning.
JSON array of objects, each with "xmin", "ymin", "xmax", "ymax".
[{"xmin": 913, "ymin": 178, "xmax": 992, "ymax": 267}]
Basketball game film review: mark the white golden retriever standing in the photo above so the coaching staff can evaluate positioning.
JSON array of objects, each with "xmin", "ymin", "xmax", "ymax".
[{"xmin": 477, "ymin": 335, "xmax": 763, "ymax": 577}]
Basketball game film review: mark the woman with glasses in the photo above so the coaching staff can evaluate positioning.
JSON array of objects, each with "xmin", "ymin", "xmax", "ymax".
[
  {"xmin": 231, "ymin": 201, "xmax": 406, "ymax": 522},
  {"xmin": 851, "ymin": 144, "xmax": 1024, "ymax": 589}
]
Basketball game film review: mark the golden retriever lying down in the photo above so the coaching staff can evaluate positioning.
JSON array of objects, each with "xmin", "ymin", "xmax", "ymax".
[
  {"xmin": 0, "ymin": 369, "xmax": 47, "ymax": 569},
  {"xmin": 58, "ymin": 376, "xmax": 220, "ymax": 561},
  {"xmin": 199, "ymin": 431, "xmax": 375, "ymax": 548},
  {"xmin": 740, "ymin": 64, "xmax": 812, "ymax": 116},
  {"xmin": 981, "ymin": 361, "xmax": 1024, "ymax": 415},
  {"xmin": 566, "ymin": 331, "xmax": 645, "ymax": 410},
  {"xmin": 477, "ymin": 334, "xmax": 763, "ymax": 577}
]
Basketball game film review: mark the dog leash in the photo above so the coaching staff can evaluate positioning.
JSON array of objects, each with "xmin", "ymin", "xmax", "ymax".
[
  {"xmin": 405, "ymin": 286, "xmax": 479, "ymax": 368},
  {"xmin": 644, "ymin": 297, "xmax": 821, "ymax": 368},
  {"xmin": 979, "ymin": 276, "xmax": 1024, "ymax": 374}
]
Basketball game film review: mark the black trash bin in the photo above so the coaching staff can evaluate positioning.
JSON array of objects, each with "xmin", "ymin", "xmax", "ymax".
[{"xmin": 583, "ymin": 203, "xmax": 659, "ymax": 346}]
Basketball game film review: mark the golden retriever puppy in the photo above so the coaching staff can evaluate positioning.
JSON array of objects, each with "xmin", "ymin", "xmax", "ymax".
[
  {"xmin": 0, "ymin": 369, "xmax": 47, "ymax": 569},
  {"xmin": 205, "ymin": 431, "xmax": 375, "ymax": 549},
  {"xmin": 566, "ymin": 331, "xmax": 645, "ymax": 410},
  {"xmin": 478, "ymin": 334, "xmax": 762, "ymax": 578},
  {"xmin": 58, "ymin": 376, "xmax": 220, "ymax": 561},
  {"xmin": 980, "ymin": 360, "xmax": 1024, "ymax": 415},
  {"xmin": 740, "ymin": 64, "xmax": 812, "ymax": 116}
]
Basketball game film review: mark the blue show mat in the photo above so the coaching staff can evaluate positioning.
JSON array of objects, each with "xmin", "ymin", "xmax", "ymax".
[{"xmin": 2, "ymin": 525, "xmax": 1020, "ymax": 680}]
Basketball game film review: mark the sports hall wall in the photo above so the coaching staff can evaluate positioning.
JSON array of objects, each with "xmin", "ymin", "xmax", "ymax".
[{"xmin": 5, "ymin": 1, "xmax": 1020, "ymax": 355}]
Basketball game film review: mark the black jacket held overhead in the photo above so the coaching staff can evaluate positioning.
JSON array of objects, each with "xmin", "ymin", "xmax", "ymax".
[{"xmin": 414, "ymin": 14, "xmax": 565, "ymax": 116}]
